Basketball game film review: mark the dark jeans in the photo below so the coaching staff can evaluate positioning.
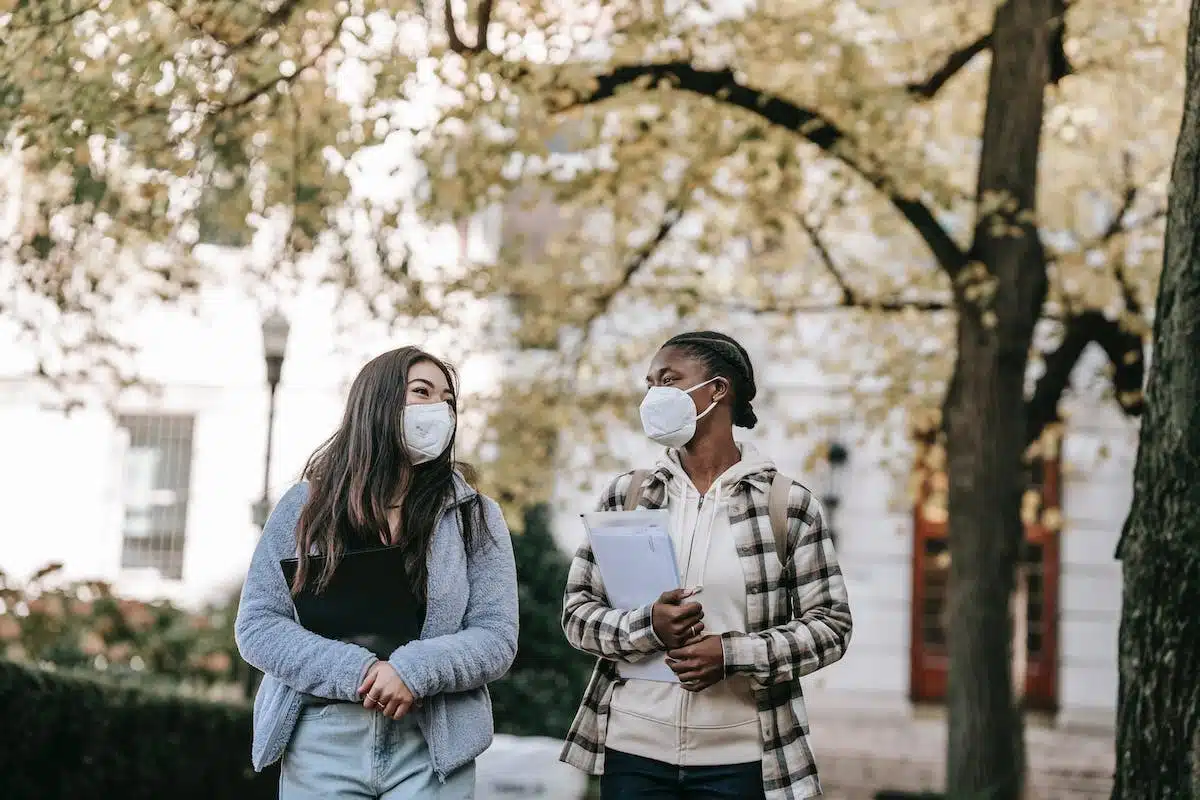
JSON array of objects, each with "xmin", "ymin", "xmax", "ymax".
[{"xmin": 600, "ymin": 749, "xmax": 765, "ymax": 800}]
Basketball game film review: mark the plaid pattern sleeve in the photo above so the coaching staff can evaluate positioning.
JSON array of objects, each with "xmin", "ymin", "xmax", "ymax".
[
  {"xmin": 563, "ymin": 467, "xmax": 846, "ymax": 798},
  {"xmin": 721, "ymin": 481, "xmax": 853, "ymax": 686},
  {"xmin": 560, "ymin": 472, "xmax": 667, "ymax": 661}
]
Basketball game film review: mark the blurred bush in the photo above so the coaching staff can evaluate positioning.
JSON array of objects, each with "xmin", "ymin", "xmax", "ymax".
[
  {"xmin": 3, "ymin": 506, "xmax": 593, "ymax": 740},
  {"xmin": 490, "ymin": 504, "xmax": 592, "ymax": 738},
  {"xmin": 0, "ymin": 657, "xmax": 277, "ymax": 800},
  {"xmin": 0, "ymin": 564, "xmax": 242, "ymax": 694}
]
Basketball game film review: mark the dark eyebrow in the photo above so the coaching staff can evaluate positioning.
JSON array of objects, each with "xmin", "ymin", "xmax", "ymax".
[
  {"xmin": 646, "ymin": 366, "xmax": 678, "ymax": 383},
  {"xmin": 409, "ymin": 376, "xmax": 455, "ymax": 400}
]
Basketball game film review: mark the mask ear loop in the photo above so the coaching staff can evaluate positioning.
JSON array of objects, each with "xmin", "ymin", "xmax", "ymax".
[{"xmin": 691, "ymin": 377, "xmax": 726, "ymax": 422}]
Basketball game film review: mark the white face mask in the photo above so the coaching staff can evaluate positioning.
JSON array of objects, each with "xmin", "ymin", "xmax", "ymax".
[
  {"xmin": 403, "ymin": 401, "xmax": 456, "ymax": 465},
  {"xmin": 639, "ymin": 377, "xmax": 720, "ymax": 449}
]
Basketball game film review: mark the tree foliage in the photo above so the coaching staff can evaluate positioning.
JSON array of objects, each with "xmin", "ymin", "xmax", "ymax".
[
  {"xmin": 406, "ymin": 0, "xmax": 1177, "ymax": 459},
  {"xmin": 1, "ymin": 0, "xmax": 1180, "ymax": 443},
  {"xmin": 3, "ymin": 0, "xmax": 432, "ymax": 391}
]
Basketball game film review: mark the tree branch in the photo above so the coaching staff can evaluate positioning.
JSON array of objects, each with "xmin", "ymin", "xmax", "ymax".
[
  {"xmin": 6, "ymin": 1, "xmax": 104, "ymax": 31},
  {"xmin": 564, "ymin": 200, "xmax": 686, "ymax": 375},
  {"xmin": 444, "ymin": 0, "xmax": 466, "ymax": 54},
  {"xmin": 1101, "ymin": 151, "xmax": 1140, "ymax": 242},
  {"xmin": 1093, "ymin": 152, "xmax": 1167, "ymax": 322},
  {"xmin": 221, "ymin": 16, "xmax": 345, "ymax": 112},
  {"xmin": 564, "ymin": 62, "xmax": 969, "ymax": 280},
  {"xmin": 716, "ymin": 293, "xmax": 952, "ymax": 316},
  {"xmin": 1007, "ymin": 155, "xmax": 1149, "ymax": 444},
  {"xmin": 1024, "ymin": 309, "xmax": 1145, "ymax": 448},
  {"xmin": 798, "ymin": 211, "xmax": 863, "ymax": 306},
  {"xmin": 445, "ymin": 0, "xmax": 493, "ymax": 54},
  {"xmin": 906, "ymin": 20, "xmax": 1071, "ymax": 100},
  {"xmin": 590, "ymin": 206, "xmax": 683, "ymax": 323},
  {"xmin": 907, "ymin": 33, "xmax": 993, "ymax": 99},
  {"xmin": 230, "ymin": 0, "xmax": 305, "ymax": 51}
]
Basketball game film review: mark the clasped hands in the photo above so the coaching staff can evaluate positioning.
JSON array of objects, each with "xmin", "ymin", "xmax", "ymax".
[
  {"xmin": 651, "ymin": 588, "xmax": 726, "ymax": 693},
  {"xmin": 357, "ymin": 661, "xmax": 415, "ymax": 720}
]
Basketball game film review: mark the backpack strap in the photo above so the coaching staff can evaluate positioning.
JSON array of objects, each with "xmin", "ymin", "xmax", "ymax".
[
  {"xmin": 768, "ymin": 472, "xmax": 792, "ymax": 564},
  {"xmin": 623, "ymin": 470, "xmax": 651, "ymax": 511}
]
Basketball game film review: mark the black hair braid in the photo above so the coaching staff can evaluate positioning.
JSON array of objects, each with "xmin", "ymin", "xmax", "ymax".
[{"xmin": 663, "ymin": 331, "xmax": 759, "ymax": 429}]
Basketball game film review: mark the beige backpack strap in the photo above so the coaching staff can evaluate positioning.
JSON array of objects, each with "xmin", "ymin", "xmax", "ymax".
[
  {"xmin": 768, "ymin": 472, "xmax": 792, "ymax": 564},
  {"xmin": 623, "ymin": 470, "xmax": 651, "ymax": 511}
]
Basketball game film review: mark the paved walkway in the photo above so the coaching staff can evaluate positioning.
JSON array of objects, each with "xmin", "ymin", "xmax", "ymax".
[{"xmin": 807, "ymin": 704, "xmax": 1113, "ymax": 799}]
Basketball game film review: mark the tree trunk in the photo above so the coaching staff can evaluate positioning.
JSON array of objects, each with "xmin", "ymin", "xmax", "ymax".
[
  {"xmin": 942, "ymin": 1, "xmax": 1060, "ymax": 796},
  {"xmin": 1111, "ymin": 2, "xmax": 1200, "ymax": 795}
]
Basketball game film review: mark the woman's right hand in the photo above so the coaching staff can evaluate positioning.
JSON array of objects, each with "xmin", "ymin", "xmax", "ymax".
[
  {"xmin": 358, "ymin": 661, "xmax": 415, "ymax": 720},
  {"xmin": 651, "ymin": 588, "xmax": 704, "ymax": 649}
]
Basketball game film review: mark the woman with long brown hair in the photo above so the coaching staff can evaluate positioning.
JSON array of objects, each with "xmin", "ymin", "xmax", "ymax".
[{"xmin": 235, "ymin": 346, "xmax": 518, "ymax": 799}]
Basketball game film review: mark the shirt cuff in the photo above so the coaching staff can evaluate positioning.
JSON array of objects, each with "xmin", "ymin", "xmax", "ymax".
[
  {"xmin": 719, "ymin": 631, "xmax": 756, "ymax": 676},
  {"xmin": 627, "ymin": 603, "xmax": 666, "ymax": 652}
]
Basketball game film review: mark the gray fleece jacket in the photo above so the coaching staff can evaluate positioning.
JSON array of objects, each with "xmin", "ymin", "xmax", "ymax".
[{"xmin": 234, "ymin": 477, "xmax": 519, "ymax": 779}]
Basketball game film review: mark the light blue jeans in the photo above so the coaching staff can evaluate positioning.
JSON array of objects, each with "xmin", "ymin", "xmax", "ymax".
[{"xmin": 280, "ymin": 702, "xmax": 475, "ymax": 799}]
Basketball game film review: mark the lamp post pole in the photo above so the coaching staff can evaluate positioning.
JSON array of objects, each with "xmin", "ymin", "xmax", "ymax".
[
  {"xmin": 244, "ymin": 311, "xmax": 290, "ymax": 699},
  {"xmin": 252, "ymin": 311, "xmax": 290, "ymax": 529},
  {"xmin": 823, "ymin": 441, "xmax": 849, "ymax": 547}
]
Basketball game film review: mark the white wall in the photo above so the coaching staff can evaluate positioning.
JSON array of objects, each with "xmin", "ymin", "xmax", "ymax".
[
  {"xmin": 0, "ymin": 292, "xmax": 349, "ymax": 606},
  {"xmin": 0, "ymin": 283, "xmax": 1134, "ymax": 724},
  {"xmin": 1057, "ymin": 391, "xmax": 1135, "ymax": 728}
]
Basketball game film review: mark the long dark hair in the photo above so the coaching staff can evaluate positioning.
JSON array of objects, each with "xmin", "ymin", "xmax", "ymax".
[{"xmin": 290, "ymin": 346, "xmax": 482, "ymax": 601}]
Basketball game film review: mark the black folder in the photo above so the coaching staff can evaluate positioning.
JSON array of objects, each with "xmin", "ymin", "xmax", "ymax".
[{"xmin": 280, "ymin": 545, "xmax": 424, "ymax": 660}]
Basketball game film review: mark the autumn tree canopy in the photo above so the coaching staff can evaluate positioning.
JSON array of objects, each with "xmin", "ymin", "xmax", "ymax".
[
  {"xmin": 1, "ymin": 2, "xmax": 1179, "ymax": 427},
  {"xmin": 409, "ymin": 0, "xmax": 1177, "ymax": 439}
]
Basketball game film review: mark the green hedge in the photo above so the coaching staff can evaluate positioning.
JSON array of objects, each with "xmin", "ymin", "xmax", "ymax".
[
  {"xmin": 0, "ymin": 505, "xmax": 590, "ymax": 798},
  {"xmin": 0, "ymin": 658, "xmax": 277, "ymax": 800}
]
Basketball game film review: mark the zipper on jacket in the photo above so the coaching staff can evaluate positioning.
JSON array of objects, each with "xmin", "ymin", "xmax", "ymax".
[{"xmin": 677, "ymin": 484, "xmax": 707, "ymax": 763}]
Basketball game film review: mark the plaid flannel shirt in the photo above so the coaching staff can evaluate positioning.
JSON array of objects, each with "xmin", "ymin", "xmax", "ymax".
[{"xmin": 560, "ymin": 466, "xmax": 853, "ymax": 799}]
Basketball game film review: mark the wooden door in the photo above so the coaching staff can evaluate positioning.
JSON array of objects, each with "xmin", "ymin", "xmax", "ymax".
[{"xmin": 909, "ymin": 448, "xmax": 1061, "ymax": 710}]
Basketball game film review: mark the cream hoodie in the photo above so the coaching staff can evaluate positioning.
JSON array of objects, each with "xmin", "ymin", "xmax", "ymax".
[{"xmin": 605, "ymin": 444, "xmax": 770, "ymax": 767}]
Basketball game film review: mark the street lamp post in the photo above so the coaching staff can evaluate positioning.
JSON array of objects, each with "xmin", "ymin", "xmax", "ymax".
[
  {"xmin": 252, "ymin": 311, "xmax": 290, "ymax": 530},
  {"xmin": 822, "ymin": 441, "xmax": 849, "ymax": 547},
  {"xmin": 244, "ymin": 311, "xmax": 289, "ymax": 700}
]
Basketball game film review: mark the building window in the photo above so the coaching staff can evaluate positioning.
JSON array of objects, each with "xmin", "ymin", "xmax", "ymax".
[
  {"xmin": 909, "ymin": 429, "xmax": 1062, "ymax": 710},
  {"xmin": 117, "ymin": 415, "xmax": 195, "ymax": 581}
]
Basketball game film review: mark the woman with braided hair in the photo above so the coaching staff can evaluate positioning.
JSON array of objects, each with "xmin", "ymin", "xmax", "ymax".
[{"xmin": 560, "ymin": 331, "xmax": 853, "ymax": 800}]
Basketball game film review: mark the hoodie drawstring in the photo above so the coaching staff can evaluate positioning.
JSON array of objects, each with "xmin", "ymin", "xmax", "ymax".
[{"xmin": 679, "ymin": 479, "xmax": 723, "ymax": 591}]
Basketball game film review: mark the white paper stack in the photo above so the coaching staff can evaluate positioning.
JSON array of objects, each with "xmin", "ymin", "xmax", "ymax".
[{"xmin": 580, "ymin": 509, "xmax": 681, "ymax": 683}]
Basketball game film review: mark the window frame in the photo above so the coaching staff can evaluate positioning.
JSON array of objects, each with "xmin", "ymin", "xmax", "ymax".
[{"xmin": 115, "ymin": 414, "xmax": 196, "ymax": 582}]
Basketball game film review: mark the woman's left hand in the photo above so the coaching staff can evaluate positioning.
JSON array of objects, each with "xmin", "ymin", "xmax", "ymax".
[
  {"xmin": 358, "ymin": 662, "xmax": 416, "ymax": 719},
  {"xmin": 666, "ymin": 636, "xmax": 725, "ymax": 692}
]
